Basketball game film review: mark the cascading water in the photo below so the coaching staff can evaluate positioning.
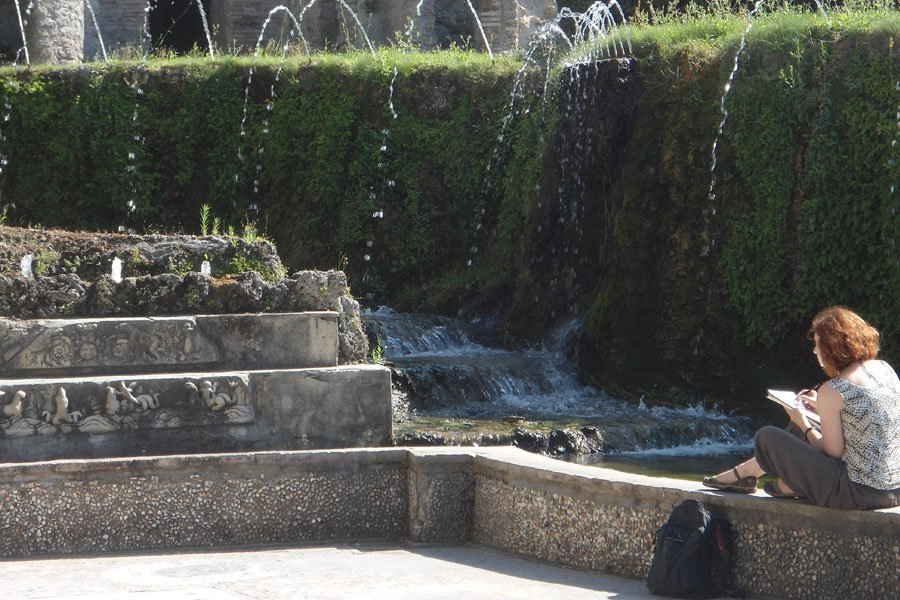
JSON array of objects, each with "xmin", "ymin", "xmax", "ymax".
[
  {"xmin": 194, "ymin": 0, "xmax": 216, "ymax": 61},
  {"xmin": 705, "ymin": 0, "xmax": 765, "ymax": 224},
  {"xmin": 12, "ymin": 0, "xmax": 30, "ymax": 66},
  {"xmin": 705, "ymin": 1, "xmax": 830, "ymax": 238},
  {"xmin": 296, "ymin": 0, "xmax": 377, "ymax": 55},
  {"xmin": 466, "ymin": 2, "xmax": 631, "ymax": 273},
  {"xmin": 366, "ymin": 308, "xmax": 755, "ymax": 455},
  {"xmin": 84, "ymin": 0, "xmax": 108, "ymax": 63},
  {"xmin": 236, "ymin": 3, "xmax": 376, "ymax": 214},
  {"xmin": 235, "ymin": 7, "xmax": 304, "ymax": 211},
  {"xmin": 464, "ymin": 0, "xmax": 494, "ymax": 61},
  {"xmin": 362, "ymin": 67, "xmax": 399, "ymax": 286}
]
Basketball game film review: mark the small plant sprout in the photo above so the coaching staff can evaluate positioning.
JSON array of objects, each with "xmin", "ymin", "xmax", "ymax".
[
  {"xmin": 370, "ymin": 336, "xmax": 385, "ymax": 364},
  {"xmin": 199, "ymin": 204, "xmax": 211, "ymax": 235}
]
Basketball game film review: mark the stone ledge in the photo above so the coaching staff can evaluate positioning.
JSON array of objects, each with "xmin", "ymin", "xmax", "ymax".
[{"xmin": 0, "ymin": 447, "xmax": 895, "ymax": 599}]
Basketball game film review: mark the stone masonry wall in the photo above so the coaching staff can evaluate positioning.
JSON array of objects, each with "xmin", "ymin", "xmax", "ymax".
[
  {"xmin": 0, "ymin": 447, "xmax": 896, "ymax": 600},
  {"xmin": 4, "ymin": 0, "xmax": 559, "ymax": 62},
  {"xmin": 83, "ymin": 0, "xmax": 147, "ymax": 60},
  {"xmin": 28, "ymin": 0, "xmax": 84, "ymax": 63}
]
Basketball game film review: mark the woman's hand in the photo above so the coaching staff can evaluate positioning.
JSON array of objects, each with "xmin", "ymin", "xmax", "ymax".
[
  {"xmin": 798, "ymin": 388, "xmax": 818, "ymax": 413},
  {"xmin": 783, "ymin": 402, "xmax": 811, "ymax": 432}
]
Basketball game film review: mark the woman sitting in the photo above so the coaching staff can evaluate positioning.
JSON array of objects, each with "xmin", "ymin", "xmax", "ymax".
[{"xmin": 703, "ymin": 306, "xmax": 900, "ymax": 510}]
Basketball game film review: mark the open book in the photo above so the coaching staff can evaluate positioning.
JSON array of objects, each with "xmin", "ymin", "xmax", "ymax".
[{"xmin": 766, "ymin": 389, "xmax": 821, "ymax": 425}]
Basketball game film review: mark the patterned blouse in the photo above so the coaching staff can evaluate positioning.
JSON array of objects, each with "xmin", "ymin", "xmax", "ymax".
[{"xmin": 829, "ymin": 361, "xmax": 900, "ymax": 491}]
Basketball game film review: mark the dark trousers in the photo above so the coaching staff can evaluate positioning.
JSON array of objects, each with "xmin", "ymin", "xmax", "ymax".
[{"xmin": 754, "ymin": 424, "xmax": 900, "ymax": 510}]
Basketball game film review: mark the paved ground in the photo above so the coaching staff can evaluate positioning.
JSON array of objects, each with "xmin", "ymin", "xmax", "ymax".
[{"xmin": 0, "ymin": 542, "xmax": 656, "ymax": 599}]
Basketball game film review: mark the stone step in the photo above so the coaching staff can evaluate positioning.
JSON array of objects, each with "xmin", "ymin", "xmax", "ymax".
[
  {"xmin": 0, "ymin": 312, "xmax": 339, "ymax": 378},
  {"xmin": 0, "ymin": 364, "xmax": 391, "ymax": 462}
]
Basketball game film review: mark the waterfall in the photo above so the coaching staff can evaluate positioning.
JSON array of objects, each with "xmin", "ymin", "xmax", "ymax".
[{"xmin": 365, "ymin": 308, "xmax": 755, "ymax": 454}]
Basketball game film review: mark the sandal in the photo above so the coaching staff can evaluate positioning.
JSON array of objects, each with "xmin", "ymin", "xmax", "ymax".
[
  {"xmin": 702, "ymin": 468, "xmax": 758, "ymax": 494},
  {"xmin": 763, "ymin": 480, "xmax": 805, "ymax": 499}
]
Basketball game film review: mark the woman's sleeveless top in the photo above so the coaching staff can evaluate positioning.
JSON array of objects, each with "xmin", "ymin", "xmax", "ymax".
[{"xmin": 829, "ymin": 361, "xmax": 900, "ymax": 490}]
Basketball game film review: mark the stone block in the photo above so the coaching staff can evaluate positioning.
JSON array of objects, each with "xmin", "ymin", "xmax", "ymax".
[
  {"xmin": 0, "ymin": 312, "xmax": 338, "ymax": 377},
  {"xmin": 0, "ymin": 364, "xmax": 391, "ymax": 461},
  {"xmin": 252, "ymin": 365, "xmax": 392, "ymax": 449},
  {"xmin": 407, "ymin": 451, "xmax": 475, "ymax": 543}
]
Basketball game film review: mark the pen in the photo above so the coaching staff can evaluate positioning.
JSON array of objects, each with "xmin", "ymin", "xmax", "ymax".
[{"xmin": 799, "ymin": 383, "xmax": 822, "ymax": 395}]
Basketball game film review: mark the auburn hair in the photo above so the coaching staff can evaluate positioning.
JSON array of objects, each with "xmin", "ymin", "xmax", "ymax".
[{"xmin": 808, "ymin": 306, "xmax": 880, "ymax": 377}]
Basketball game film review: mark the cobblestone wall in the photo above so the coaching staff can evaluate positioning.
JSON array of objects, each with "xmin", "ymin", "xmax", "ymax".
[
  {"xmin": 470, "ymin": 450, "xmax": 900, "ymax": 600},
  {"xmin": 1, "ymin": 447, "xmax": 896, "ymax": 599},
  {"xmin": 0, "ymin": 450, "xmax": 408, "ymax": 556}
]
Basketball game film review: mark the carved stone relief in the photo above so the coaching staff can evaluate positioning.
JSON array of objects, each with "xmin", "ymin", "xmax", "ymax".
[
  {"xmin": 0, "ymin": 376, "xmax": 253, "ymax": 438},
  {"xmin": 0, "ymin": 318, "xmax": 220, "ymax": 372}
]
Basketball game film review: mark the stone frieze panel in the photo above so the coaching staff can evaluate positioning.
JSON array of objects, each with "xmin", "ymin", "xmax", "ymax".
[
  {"xmin": 0, "ymin": 317, "xmax": 220, "ymax": 374},
  {"xmin": 0, "ymin": 374, "xmax": 253, "ymax": 438}
]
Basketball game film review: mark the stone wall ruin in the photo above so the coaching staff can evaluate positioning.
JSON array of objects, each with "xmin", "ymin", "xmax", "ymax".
[{"xmin": 1, "ymin": 0, "xmax": 559, "ymax": 64}]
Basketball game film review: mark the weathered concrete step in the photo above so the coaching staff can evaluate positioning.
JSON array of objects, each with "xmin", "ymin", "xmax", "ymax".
[
  {"xmin": 0, "ymin": 364, "xmax": 391, "ymax": 462},
  {"xmin": 0, "ymin": 312, "xmax": 339, "ymax": 378}
]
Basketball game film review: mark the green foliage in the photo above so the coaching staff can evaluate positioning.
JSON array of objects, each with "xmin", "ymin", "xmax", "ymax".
[
  {"xmin": 227, "ymin": 250, "xmax": 286, "ymax": 282},
  {"xmin": 0, "ymin": 9, "xmax": 897, "ymax": 396},
  {"xmin": 369, "ymin": 336, "xmax": 384, "ymax": 364},
  {"xmin": 720, "ymin": 25, "xmax": 898, "ymax": 346},
  {"xmin": 33, "ymin": 249, "xmax": 60, "ymax": 277}
]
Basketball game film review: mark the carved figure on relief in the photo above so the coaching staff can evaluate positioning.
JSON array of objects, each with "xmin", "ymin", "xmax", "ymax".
[
  {"xmin": 0, "ymin": 390, "xmax": 26, "ymax": 419},
  {"xmin": 119, "ymin": 381, "xmax": 161, "ymax": 412},
  {"xmin": 41, "ymin": 387, "xmax": 84, "ymax": 425},
  {"xmin": 184, "ymin": 379, "xmax": 248, "ymax": 412}
]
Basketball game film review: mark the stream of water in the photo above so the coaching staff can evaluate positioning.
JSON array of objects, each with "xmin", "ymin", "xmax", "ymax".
[{"xmin": 365, "ymin": 307, "xmax": 757, "ymax": 464}]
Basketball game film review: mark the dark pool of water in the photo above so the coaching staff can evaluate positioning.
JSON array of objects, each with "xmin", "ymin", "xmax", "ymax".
[{"xmin": 571, "ymin": 446, "xmax": 756, "ymax": 482}]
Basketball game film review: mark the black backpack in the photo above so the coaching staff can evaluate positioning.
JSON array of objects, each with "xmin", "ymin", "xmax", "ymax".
[{"xmin": 647, "ymin": 499, "xmax": 732, "ymax": 598}]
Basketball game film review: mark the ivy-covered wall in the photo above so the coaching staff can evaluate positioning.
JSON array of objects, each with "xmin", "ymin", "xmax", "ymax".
[
  {"xmin": 0, "ymin": 11, "xmax": 897, "ymax": 410},
  {"xmin": 574, "ymin": 14, "xmax": 899, "ymax": 409}
]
